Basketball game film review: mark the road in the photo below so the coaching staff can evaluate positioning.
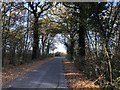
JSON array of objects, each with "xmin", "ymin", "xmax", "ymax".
[{"xmin": 2, "ymin": 57, "xmax": 68, "ymax": 90}]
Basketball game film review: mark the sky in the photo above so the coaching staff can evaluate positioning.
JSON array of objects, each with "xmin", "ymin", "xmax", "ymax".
[
  {"xmin": 54, "ymin": 42, "xmax": 66, "ymax": 54},
  {"xmin": 53, "ymin": 34, "xmax": 67, "ymax": 54},
  {"xmin": 49, "ymin": 34, "xmax": 67, "ymax": 54}
]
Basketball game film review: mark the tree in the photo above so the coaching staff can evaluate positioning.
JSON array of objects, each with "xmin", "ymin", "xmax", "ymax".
[
  {"xmin": 90, "ymin": 2, "xmax": 120, "ymax": 85},
  {"xmin": 25, "ymin": 2, "xmax": 52, "ymax": 60}
]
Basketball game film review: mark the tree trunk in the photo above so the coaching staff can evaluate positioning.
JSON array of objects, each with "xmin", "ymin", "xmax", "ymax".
[
  {"xmin": 69, "ymin": 38, "xmax": 75, "ymax": 61},
  {"xmin": 104, "ymin": 43, "xmax": 113, "ymax": 84},
  {"xmin": 46, "ymin": 42, "xmax": 50, "ymax": 55},
  {"xmin": 32, "ymin": 17, "xmax": 39, "ymax": 60},
  {"xmin": 78, "ymin": 25, "xmax": 86, "ymax": 69},
  {"xmin": 23, "ymin": 9, "xmax": 30, "ymax": 62},
  {"xmin": 9, "ymin": 47, "xmax": 15, "ymax": 66},
  {"xmin": 41, "ymin": 35, "xmax": 45, "ymax": 56}
]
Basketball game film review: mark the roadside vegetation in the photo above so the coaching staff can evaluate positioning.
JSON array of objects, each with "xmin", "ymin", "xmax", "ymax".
[
  {"xmin": 64, "ymin": 60, "xmax": 100, "ymax": 90},
  {"xmin": 62, "ymin": 2, "xmax": 120, "ymax": 89}
]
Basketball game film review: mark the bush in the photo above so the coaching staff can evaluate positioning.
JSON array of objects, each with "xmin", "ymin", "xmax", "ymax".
[{"xmin": 114, "ymin": 76, "xmax": 120, "ymax": 89}]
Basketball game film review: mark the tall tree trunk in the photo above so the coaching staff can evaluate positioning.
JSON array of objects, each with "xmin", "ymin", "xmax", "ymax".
[
  {"xmin": 104, "ymin": 42, "xmax": 113, "ymax": 84},
  {"xmin": 9, "ymin": 46, "xmax": 15, "ymax": 66},
  {"xmin": 32, "ymin": 17, "xmax": 39, "ymax": 60},
  {"xmin": 2, "ymin": 4, "xmax": 12, "ymax": 66},
  {"xmin": 2, "ymin": 5, "xmax": 6, "ymax": 66},
  {"xmin": 46, "ymin": 41, "xmax": 50, "ymax": 55},
  {"xmin": 78, "ymin": 25, "xmax": 86, "ymax": 69},
  {"xmin": 41, "ymin": 35, "xmax": 45, "ymax": 56},
  {"xmin": 23, "ymin": 8, "xmax": 30, "ymax": 62},
  {"xmin": 69, "ymin": 38, "xmax": 75, "ymax": 61}
]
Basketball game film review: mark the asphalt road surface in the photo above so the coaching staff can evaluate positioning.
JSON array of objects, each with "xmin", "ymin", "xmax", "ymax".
[{"xmin": 2, "ymin": 57, "xmax": 68, "ymax": 90}]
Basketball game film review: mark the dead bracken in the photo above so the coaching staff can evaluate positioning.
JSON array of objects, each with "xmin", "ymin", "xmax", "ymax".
[{"xmin": 63, "ymin": 60, "xmax": 100, "ymax": 90}]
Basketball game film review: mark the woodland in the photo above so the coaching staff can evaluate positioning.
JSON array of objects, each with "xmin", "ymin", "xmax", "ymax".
[{"xmin": 1, "ymin": 1, "xmax": 120, "ymax": 89}]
